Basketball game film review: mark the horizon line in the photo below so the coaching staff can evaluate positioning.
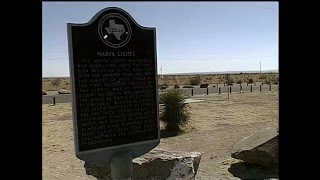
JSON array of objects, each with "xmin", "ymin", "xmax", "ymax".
[{"xmin": 43, "ymin": 69, "xmax": 278, "ymax": 78}]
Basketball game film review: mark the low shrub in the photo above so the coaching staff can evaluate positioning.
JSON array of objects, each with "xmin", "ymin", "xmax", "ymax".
[
  {"xmin": 263, "ymin": 79, "xmax": 271, "ymax": 84},
  {"xmin": 189, "ymin": 77, "xmax": 201, "ymax": 85},
  {"xmin": 226, "ymin": 78, "xmax": 234, "ymax": 86},
  {"xmin": 200, "ymin": 83, "xmax": 209, "ymax": 88},
  {"xmin": 159, "ymin": 83, "xmax": 169, "ymax": 90},
  {"xmin": 247, "ymin": 78, "xmax": 254, "ymax": 84}
]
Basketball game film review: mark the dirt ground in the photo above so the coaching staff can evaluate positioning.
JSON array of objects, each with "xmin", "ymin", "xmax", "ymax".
[{"xmin": 42, "ymin": 90, "xmax": 278, "ymax": 180}]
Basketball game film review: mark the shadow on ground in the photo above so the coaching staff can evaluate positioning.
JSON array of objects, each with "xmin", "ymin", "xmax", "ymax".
[
  {"xmin": 228, "ymin": 161, "xmax": 278, "ymax": 180},
  {"xmin": 160, "ymin": 129, "xmax": 185, "ymax": 138}
]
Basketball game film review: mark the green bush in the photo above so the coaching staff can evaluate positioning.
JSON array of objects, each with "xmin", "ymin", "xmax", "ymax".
[
  {"xmin": 160, "ymin": 89, "xmax": 190, "ymax": 132},
  {"xmin": 174, "ymin": 84, "xmax": 180, "ymax": 89}
]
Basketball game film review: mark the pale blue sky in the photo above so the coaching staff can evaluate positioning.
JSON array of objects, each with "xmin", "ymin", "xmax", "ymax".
[{"xmin": 42, "ymin": 1, "xmax": 278, "ymax": 77}]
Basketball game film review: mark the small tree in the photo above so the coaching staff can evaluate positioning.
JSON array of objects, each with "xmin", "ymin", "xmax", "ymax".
[
  {"xmin": 236, "ymin": 79, "xmax": 242, "ymax": 84},
  {"xmin": 160, "ymin": 89, "xmax": 190, "ymax": 132},
  {"xmin": 51, "ymin": 79, "xmax": 62, "ymax": 90}
]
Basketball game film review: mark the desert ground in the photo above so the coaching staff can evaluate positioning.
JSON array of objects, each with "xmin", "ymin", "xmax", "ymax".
[{"xmin": 42, "ymin": 89, "xmax": 278, "ymax": 179}]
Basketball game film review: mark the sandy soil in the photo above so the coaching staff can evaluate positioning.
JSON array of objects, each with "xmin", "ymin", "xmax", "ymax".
[{"xmin": 42, "ymin": 90, "xmax": 278, "ymax": 179}]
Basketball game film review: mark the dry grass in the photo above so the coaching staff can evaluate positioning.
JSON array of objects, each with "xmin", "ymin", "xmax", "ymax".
[{"xmin": 42, "ymin": 90, "xmax": 278, "ymax": 179}]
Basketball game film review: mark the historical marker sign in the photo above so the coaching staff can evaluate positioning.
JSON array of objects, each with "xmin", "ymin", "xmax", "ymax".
[{"xmin": 67, "ymin": 7, "xmax": 159, "ymax": 164}]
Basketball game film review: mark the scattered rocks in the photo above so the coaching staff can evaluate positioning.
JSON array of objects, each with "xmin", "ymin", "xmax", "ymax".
[
  {"xmin": 84, "ymin": 148, "xmax": 202, "ymax": 180},
  {"xmin": 231, "ymin": 127, "xmax": 278, "ymax": 169}
]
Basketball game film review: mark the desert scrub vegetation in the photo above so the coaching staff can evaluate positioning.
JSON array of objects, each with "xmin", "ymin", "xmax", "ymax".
[
  {"xmin": 247, "ymin": 78, "xmax": 254, "ymax": 84},
  {"xmin": 183, "ymin": 85, "xmax": 194, "ymax": 88},
  {"xmin": 159, "ymin": 89, "xmax": 190, "ymax": 132},
  {"xmin": 273, "ymin": 76, "xmax": 279, "ymax": 84},
  {"xmin": 263, "ymin": 79, "xmax": 271, "ymax": 84},
  {"xmin": 51, "ymin": 79, "xmax": 63, "ymax": 90},
  {"xmin": 189, "ymin": 76, "xmax": 201, "ymax": 85},
  {"xmin": 226, "ymin": 78, "xmax": 234, "ymax": 86},
  {"xmin": 200, "ymin": 83, "xmax": 209, "ymax": 88},
  {"xmin": 159, "ymin": 82, "xmax": 169, "ymax": 90}
]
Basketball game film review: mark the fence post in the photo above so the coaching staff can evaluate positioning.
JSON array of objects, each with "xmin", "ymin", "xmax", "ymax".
[
  {"xmin": 53, "ymin": 97, "xmax": 56, "ymax": 105},
  {"xmin": 207, "ymin": 87, "xmax": 209, "ymax": 95},
  {"xmin": 240, "ymin": 85, "xmax": 242, "ymax": 92},
  {"xmin": 260, "ymin": 84, "xmax": 262, "ymax": 91},
  {"xmin": 219, "ymin": 87, "xmax": 221, "ymax": 94},
  {"xmin": 250, "ymin": 85, "xmax": 252, "ymax": 92},
  {"xmin": 229, "ymin": 86, "xmax": 231, "ymax": 93},
  {"xmin": 191, "ymin": 88, "xmax": 194, "ymax": 96}
]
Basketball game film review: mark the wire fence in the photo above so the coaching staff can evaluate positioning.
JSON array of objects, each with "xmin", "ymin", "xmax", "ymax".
[{"xmin": 161, "ymin": 83, "xmax": 278, "ymax": 97}]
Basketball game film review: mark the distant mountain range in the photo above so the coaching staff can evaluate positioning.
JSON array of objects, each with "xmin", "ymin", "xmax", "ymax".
[
  {"xmin": 163, "ymin": 70, "xmax": 278, "ymax": 75},
  {"xmin": 43, "ymin": 69, "xmax": 278, "ymax": 78}
]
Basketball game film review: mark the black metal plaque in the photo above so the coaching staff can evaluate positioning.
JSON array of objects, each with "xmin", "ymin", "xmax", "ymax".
[{"xmin": 67, "ymin": 7, "xmax": 159, "ymax": 153}]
